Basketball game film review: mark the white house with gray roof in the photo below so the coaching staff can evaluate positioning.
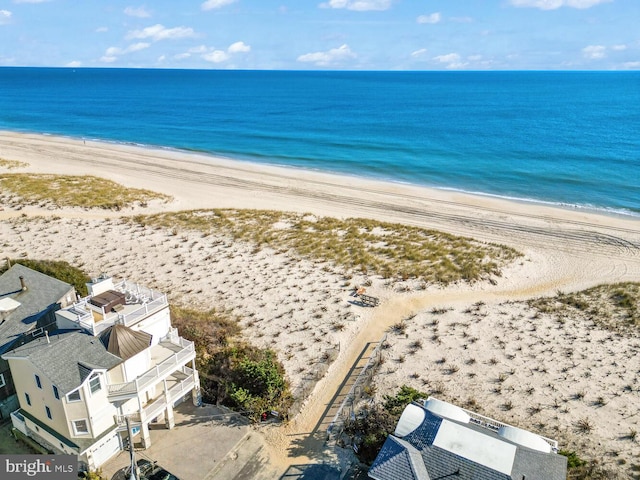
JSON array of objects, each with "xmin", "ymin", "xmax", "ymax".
[
  {"xmin": 2, "ymin": 274, "xmax": 200, "ymax": 471},
  {"xmin": 0, "ymin": 264, "xmax": 76, "ymax": 420},
  {"xmin": 368, "ymin": 397, "xmax": 567, "ymax": 480}
]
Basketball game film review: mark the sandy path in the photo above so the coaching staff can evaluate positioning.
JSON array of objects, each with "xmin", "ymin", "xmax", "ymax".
[{"xmin": 1, "ymin": 131, "xmax": 639, "ymax": 475}]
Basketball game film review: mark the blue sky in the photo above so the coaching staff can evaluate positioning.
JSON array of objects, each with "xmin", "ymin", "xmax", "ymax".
[{"xmin": 0, "ymin": 0, "xmax": 638, "ymax": 69}]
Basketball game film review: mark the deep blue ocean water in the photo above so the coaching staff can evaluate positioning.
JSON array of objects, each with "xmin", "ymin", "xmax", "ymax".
[{"xmin": 1, "ymin": 68, "xmax": 639, "ymax": 216}]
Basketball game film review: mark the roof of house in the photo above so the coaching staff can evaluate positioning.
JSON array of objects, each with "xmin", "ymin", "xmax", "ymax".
[
  {"xmin": 99, "ymin": 324, "xmax": 151, "ymax": 360},
  {"xmin": 2, "ymin": 330, "xmax": 122, "ymax": 394},
  {"xmin": 0, "ymin": 264, "xmax": 73, "ymax": 354},
  {"xmin": 368, "ymin": 401, "xmax": 567, "ymax": 480}
]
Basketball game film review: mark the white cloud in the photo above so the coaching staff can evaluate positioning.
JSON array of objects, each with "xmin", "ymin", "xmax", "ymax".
[
  {"xmin": 189, "ymin": 45, "xmax": 208, "ymax": 54},
  {"xmin": 468, "ymin": 54, "xmax": 483, "ymax": 61},
  {"xmin": 509, "ymin": 0, "xmax": 611, "ymax": 9},
  {"xmin": 319, "ymin": 0, "xmax": 392, "ymax": 11},
  {"xmin": 203, "ymin": 50, "xmax": 229, "ymax": 63},
  {"xmin": 102, "ymin": 42, "xmax": 151, "ymax": 62},
  {"xmin": 96, "ymin": 26, "xmax": 108, "ymax": 33},
  {"xmin": 611, "ymin": 44, "xmax": 627, "ymax": 51},
  {"xmin": 411, "ymin": 48, "xmax": 428, "ymax": 58},
  {"xmin": 127, "ymin": 24, "xmax": 195, "ymax": 42},
  {"xmin": 228, "ymin": 41, "xmax": 250, "ymax": 53},
  {"xmin": 127, "ymin": 42, "xmax": 151, "ymax": 52},
  {"xmin": 582, "ymin": 45, "xmax": 606, "ymax": 59},
  {"xmin": 66, "ymin": 61, "xmax": 82, "ymax": 67},
  {"xmin": 174, "ymin": 53, "xmax": 191, "ymax": 60},
  {"xmin": 198, "ymin": 41, "xmax": 251, "ymax": 63},
  {"xmin": 621, "ymin": 61, "xmax": 640, "ymax": 69},
  {"xmin": 0, "ymin": 9, "xmax": 12, "ymax": 25},
  {"xmin": 433, "ymin": 52, "xmax": 467, "ymax": 69},
  {"xmin": 297, "ymin": 44, "xmax": 357, "ymax": 66},
  {"xmin": 201, "ymin": 0, "xmax": 237, "ymax": 10},
  {"xmin": 417, "ymin": 12, "xmax": 441, "ymax": 24},
  {"xmin": 124, "ymin": 6, "xmax": 151, "ymax": 18}
]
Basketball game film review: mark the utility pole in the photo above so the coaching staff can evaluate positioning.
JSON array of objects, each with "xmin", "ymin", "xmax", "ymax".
[{"xmin": 125, "ymin": 416, "xmax": 139, "ymax": 480}]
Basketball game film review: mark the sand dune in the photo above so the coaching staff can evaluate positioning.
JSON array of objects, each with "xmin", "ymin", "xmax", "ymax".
[{"xmin": 1, "ymin": 131, "xmax": 639, "ymax": 475}]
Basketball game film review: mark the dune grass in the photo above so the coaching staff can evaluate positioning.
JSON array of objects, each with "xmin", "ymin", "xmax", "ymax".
[
  {"xmin": 132, "ymin": 209, "xmax": 521, "ymax": 284},
  {"xmin": 529, "ymin": 282, "xmax": 640, "ymax": 332},
  {"xmin": 0, "ymin": 173, "xmax": 172, "ymax": 210},
  {"xmin": 0, "ymin": 158, "xmax": 28, "ymax": 169}
]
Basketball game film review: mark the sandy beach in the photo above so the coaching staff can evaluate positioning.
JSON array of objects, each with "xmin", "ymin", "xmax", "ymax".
[{"xmin": 1, "ymin": 130, "xmax": 639, "ymax": 476}]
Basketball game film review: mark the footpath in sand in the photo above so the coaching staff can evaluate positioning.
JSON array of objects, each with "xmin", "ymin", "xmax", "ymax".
[{"xmin": 1, "ymin": 132, "xmax": 640, "ymax": 477}]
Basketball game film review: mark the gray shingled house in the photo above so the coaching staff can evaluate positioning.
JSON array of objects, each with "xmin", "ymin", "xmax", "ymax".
[
  {"xmin": 368, "ymin": 398, "xmax": 567, "ymax": 480},
  {"xmin": 0, "ymin": 264, "xmax": 76, "ymax": 419}
]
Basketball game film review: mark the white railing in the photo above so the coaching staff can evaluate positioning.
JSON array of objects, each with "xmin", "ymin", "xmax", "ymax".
[
  {"xmin": 11, "ymin": 410, "xmax": 28, "ymax": 435},
  {"xmin": 107, "ymin": 338, "xmax": 195, "ymax": 399},
  {"xmin": 143, "ymin": 371, "xmax": 197, "ymax": 421},
  {"xmin": 114, "ymin": 412, "xmax": 141, "ymax": 427},
  {"xmin": 61, "ymin": 292, "xmax": 168, "ymax": 336},
  {"xmin": 118, "ymin": 295, "xmax": 168, "ymax": 327}
]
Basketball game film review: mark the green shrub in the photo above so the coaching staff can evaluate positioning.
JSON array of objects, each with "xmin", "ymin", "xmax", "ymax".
[
  {"xmin": 383, "ymin": 385, "xmax": 428, "ymax": 415},
  {"xmin": 170, "ymin": 306, "xmax": 291, "ymax": 422},
  {"xmin": 0, "ymin": 259, "xmax": 90, "ymax": 296}
]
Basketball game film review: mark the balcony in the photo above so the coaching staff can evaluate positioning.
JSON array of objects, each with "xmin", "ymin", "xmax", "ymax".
[
  {"xmin": 107, "ymin": 336, "xmax": 196, "ymax": 402},
  {"xmin": 114, "ymin": 367, "xmax": 198, "ymax": 429},
  {"xmin": 57, "ymin": 280, "xmax": 168, "ymax": 336}
]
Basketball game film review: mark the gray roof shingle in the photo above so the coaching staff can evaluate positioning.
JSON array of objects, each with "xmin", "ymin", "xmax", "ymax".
[
  {"xmin": 3, "ymin": 330, "xmax": 122, "ymax": 394},
  {"xmin": 368, "ymin": 402, "xmax": 568, "ymax": 480},
  {"xmin": 0, "ymin": 264, "xmax": 73, "ymax": 353}
]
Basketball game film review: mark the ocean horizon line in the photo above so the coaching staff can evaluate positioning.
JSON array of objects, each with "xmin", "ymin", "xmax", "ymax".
[{"xmin": 2, "ymin": 69, "xmax": 638, "ymax": 219}]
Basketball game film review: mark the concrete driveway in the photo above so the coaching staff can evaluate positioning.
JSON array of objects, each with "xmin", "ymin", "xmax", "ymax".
[{"xmin": 103, "ymin": 403, "xmax": 250, "ymax": 480}]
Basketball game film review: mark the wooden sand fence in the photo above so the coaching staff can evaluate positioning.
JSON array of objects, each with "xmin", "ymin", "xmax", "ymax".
[{"xmin": 326, "ymin": 333, "xmax": 387, "ymax": 443}]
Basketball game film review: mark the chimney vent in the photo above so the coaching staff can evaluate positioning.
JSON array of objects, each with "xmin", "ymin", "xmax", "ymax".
[{"xmin": 19, "ymin": 276, "xmax": 27, "ymax": 291}]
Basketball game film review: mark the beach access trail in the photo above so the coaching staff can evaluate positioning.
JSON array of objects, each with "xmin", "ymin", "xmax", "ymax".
[{"xmin": 1, "ymin": 132, "xmax": 639, "ymax": 477}]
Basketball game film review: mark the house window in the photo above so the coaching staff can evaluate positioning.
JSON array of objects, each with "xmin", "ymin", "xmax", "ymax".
[
  {"xmin": 67, "ymin": 390, "xmax": 81, "ymax": 402},
  {"xmin": 25, "ymin": 392, "xmax": 31, "ymax": 406},
  {"xmin": 35, "ymin": 375, "xmax": 42, "ymax": 389},
  {"xmin": 0, "ymin": 373, "xmax": 5, "ymax": 388},
  {"xmin": 89, "ymin": 375, "xmax": 101, "ymax": 394},
  {"xmin": 45, "ymin": 406, "xmax": 52, "ymax": 420},
  {"xmin": 72, "ymin": 419, "xmax": 89, "ymax": 435},
  {"xmin": 53, "ymin": 385, "xmax": 60, "ymax": 400}
]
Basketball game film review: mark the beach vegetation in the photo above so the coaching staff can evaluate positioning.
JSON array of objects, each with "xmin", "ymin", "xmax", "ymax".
[
  {"xmin": 0, "ymin": 258, "xmax": 91, "ymax": 296},
  {"xmin": 344, "ymin": 385, "xmax": 428, "ymax": 464},
  {"xmin": 130, "ymin": 209, "xmax": 521, "ymax": 285},
  {"xmin": 170, "ymin": 306, "xmax": 291, "ymax": 422},
  {"xmin": 0, "ymin": 173, "xmax": 171, "ymax": 210},
  {"xmin": 528, "ymin": 283, "xmax": 640, "ymax": 333},
  {"xmin": 0, "ymin": 158, "xmax": 28, "ymax": 169}
]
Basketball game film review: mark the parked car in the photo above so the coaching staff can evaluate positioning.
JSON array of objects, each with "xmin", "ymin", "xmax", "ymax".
[
  {"xmin": 124, "ymin": 459, "xmax": 156, "ymax": 478},
  {"xmin": 146, "ymin": 467, "xmax": 179, "ymax": 480}
]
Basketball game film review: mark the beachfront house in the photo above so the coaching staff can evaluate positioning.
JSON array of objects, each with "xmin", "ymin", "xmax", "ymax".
[
  {"xmin": 0, "ymin": 264, "xmax": 77, "ymax": 420},
  {"xmin": 2, "ymin": 274, "xmax": 200, "ymax": 471},
  {"xmin": 368, "ymin": 397, "xmax": 567, "ymax": 480}
]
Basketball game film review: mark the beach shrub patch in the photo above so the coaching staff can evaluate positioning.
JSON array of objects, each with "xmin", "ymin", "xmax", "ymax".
[
  {"xmin": 0, "ymin": 173, "xmax": 171, "ymax": 210},
  {"xmin": 0, "ymin": 158, "xmax": 28, "ymax": 169},
  {"xmin": 132, "ymin": 209, "xmax": 521, "ymax": 284},
  {"xmin": 344, "ymin": 385, "xmax": 428, "ymax": 464},
  {"xmin": 0, "ymin": 258, "xmax": 91, "ymax": 296},
  {"xmin": 529, "ymin": 282, "xmax": 640, "ymax": 332},
  {"xmin": 170, "ymin": 306, "xmax": 292, "ymax": 422}
]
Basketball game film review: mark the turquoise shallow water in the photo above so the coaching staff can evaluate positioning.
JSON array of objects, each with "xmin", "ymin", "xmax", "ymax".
[{"xmin": 1, "ymin": 68, "xmax": 639, "ymax": 216}]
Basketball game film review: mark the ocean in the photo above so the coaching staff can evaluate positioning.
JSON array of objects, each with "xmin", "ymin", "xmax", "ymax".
[{"xmin": 1, "ymin": 68, "xmax": 639, "ymax": 216}]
